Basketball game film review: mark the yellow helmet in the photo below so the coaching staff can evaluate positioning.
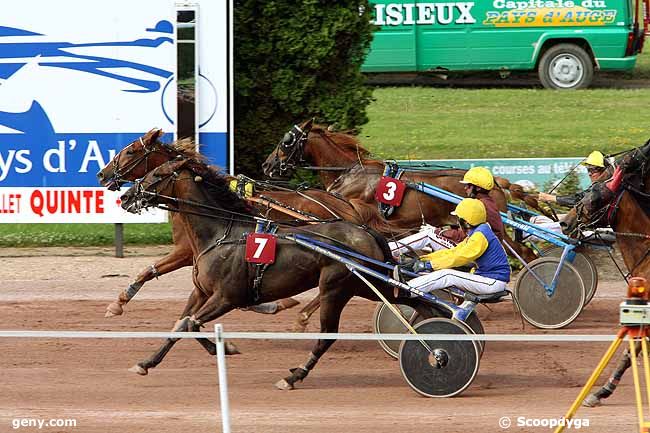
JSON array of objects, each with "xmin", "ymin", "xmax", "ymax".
[
  {"xmin": 451, "ymin": 198, "xmax": 487, "ymax": 226},
  {"xmin": 581, "ymin": 151, "xmax": 605, "ymax": 168},
  {"xmin": 460, "ymin": 167, "xmax": 494, "ymax": 190}
]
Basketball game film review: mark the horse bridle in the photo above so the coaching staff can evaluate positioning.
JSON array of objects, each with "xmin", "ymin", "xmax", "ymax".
[
  {"xmin": 110, "ymin": 137, "xmax": 179, "ymax": 187},
  {"xmin": 271, "ymin": 124, "xmax": 309, "ymax": 176}
]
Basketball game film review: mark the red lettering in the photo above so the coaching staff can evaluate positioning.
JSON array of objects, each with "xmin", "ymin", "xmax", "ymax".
[
  {"xmin": 0, "ymin": 193, "xmax": 21, "ymax": 213},
  {"xmin": 95, "ymin": 190, "xmax": 104, "ymax": 213},
  {"xmin": 68, "ymin": 191, "xmax": 80, "ymax": 213},
  {"xmin": 27, "ymin": 189, "xmax": 105, "ymax": 216}
]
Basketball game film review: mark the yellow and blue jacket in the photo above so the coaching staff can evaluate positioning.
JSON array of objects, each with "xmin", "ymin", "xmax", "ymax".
[{"xmin": 420, "ymin": 223, "xmax": 510, "ymax": 282}]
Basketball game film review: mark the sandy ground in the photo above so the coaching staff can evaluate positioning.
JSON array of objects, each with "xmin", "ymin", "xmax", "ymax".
[{"xmin": 0, "ymin": 246, "xmax": 642, "ymax": 433}]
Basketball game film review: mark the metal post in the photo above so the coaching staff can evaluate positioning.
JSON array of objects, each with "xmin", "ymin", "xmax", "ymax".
[
  {"xmin": 215, "ymin": 324, "xmax": 231, "ymax": 433},
  {"xmin": 114, "ymin": 223, "xmax": 124, "ymax": 258}
]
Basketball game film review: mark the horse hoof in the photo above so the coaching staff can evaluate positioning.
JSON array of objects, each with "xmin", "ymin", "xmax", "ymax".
[
  {"xmin": 582, "ymin": 394, "xmax": 602, "ymax": 408},
  {"xmin": 274, "ymin": 379, "xmax": 294, "ymax": 390},
  {"xmin": 292, "ymin": 321, "xmax": 308, "ymax": 333},
  {"xmin": 105, "ymin": 302, "xmax": 124, "ymax": 318},
  {"xmin": 225, "ymin": 342, "xmax": 241, "ymax": 355},
  {"xmin": 128, "ymin": 364, "xmax": 148, "ymax": 376}
]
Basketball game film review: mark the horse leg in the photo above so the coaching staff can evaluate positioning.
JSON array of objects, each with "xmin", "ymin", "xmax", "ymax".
[
  {"xmin": 105, "ymin": 247, "xmax": 193, "ymax": 317},
  {"xmin": 247, "ymin": 298, "xmax": 301, "ymax": 315},
  {"xmin": 293, "ymin": 295, "xmax": 321, "ymax": 332},
  {"xmin": 276, "ymin": 288, "xmax": 351, "ymax": 390},
  {"xmin": 583, "ymin": 340, "xmax": 641, "ymax": 407},
  {"xmin": 129, "ymin": 289, "xmax": 235, "ymax": 376}
]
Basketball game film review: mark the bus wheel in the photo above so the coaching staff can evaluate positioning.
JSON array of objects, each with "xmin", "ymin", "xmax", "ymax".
[{"xmin": 538, "ymin": 43, "xmax": 594, "ymax": 90}]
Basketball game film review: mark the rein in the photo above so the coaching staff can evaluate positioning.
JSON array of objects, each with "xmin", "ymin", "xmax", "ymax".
[{"xmin": 110, "ymin": 138, "xmax": 180, "ymax": 185}]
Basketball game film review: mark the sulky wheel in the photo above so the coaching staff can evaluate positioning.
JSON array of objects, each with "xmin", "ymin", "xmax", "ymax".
[
  {"xmin": 373, "ymin": 302, "xmax": 485, "ymax": 359},
  {"xmin": 398, "ymin": 318, "xmax": 480, "ymax": 398},
  {"xmin": 373, "ymin": 302, "xmax": 417, "ymax": 359},
  {"xmin": 412, "ymin": 306, "xmax": 485, "ymax": 357},
  {"xmin": 514, "ymin": 257, "xmax": 585, "ymax": 329},
  {"xmin": 541, "ymin": 246, "xmax": 598, "ymax": 306}
]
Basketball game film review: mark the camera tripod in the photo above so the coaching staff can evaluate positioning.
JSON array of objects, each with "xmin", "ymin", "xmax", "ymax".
[{"xmin": 556, "ymin": 326, "xmax": 650, "ymax": 433}]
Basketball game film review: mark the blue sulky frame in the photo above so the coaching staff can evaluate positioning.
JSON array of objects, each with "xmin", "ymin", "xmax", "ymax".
[
  {"xmin": 288, "ymin": 234, "xmax": 476, "ymax": 323},
  {"xmin": 410, "ymin": 182, "xmax": 577, "ymax": 298}
]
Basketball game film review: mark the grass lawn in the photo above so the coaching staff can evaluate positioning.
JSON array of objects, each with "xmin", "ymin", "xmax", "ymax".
[
  {"xmin": 0, "ymin": 223, "xmax": 173, "ymax": 247},
  {"xmin": 4, "ymin": 50, "xmax": 650, "ymax": 247},
  {"xmin": 360, "ymin": 86, "xmax": 650, "ymax": 160}
]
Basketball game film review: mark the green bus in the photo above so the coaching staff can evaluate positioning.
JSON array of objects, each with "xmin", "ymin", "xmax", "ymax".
[{"xmin": 363, "ymin": 0, "xmax": 648, "ymax": 89}]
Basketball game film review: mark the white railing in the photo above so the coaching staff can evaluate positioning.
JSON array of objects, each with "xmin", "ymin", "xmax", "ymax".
[{"xmin": 0, "ymin": 327, "xmax": 623, "ymax": 433}]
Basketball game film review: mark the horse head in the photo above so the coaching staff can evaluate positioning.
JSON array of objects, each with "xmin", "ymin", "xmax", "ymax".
[
  {"xmin": 120, "ymin": 157, "xmax": 191, "ymax": 213},
  {"xmin": 562, "ymin": 140, "xmax": 650, "ymax": 237},
  {"xmin": 262, "ymin": 119, "xmax": 313, "ymax": 178},
  {"xmin": 97, "ymin": 128, "xmax": 167, "ymax": 190}
]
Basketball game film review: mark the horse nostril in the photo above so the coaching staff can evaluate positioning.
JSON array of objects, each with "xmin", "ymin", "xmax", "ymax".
[{"xmin": 97, "ymin": 172, "xmax": 104, "ymax": 180}]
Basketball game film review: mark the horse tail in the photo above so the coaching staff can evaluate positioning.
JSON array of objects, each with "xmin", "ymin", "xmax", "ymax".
[
  {"xmin": 495, "ymin": 177, "xmax": 559, "ymax": 222},
  {"xmin": 348, "ymin": 200, "xmax": 398, "ymax": 237},
  {"xmin": 364, "ymin": 226, "xmax": 396, "ymax": 265},
  {"xmin": 494, "ymin": 176, "xmax": 511, "ymax": 190}
]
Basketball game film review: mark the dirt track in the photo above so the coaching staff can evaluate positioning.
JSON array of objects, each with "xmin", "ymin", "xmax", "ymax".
[{"xmin": 0, "ymin": 246, "xmax": 642, "ymax": 433}]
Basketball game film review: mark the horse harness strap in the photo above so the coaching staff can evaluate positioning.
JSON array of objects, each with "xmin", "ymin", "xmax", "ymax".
[
  {"xmin": 378, "ymin": 162, "xmax": 405, "ymax": 219},
  {"xmin": 249, "ymin": 222, "xmax": 279, "ymax": 303}
]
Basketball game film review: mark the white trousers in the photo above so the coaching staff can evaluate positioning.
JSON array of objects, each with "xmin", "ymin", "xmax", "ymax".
[
  {"xmin": 388, "ymin": 225, "xmax": 456, "ymax": 258},
  {"xmin": 529, "ymin": 215, "xmax": 565, "ymax": 236},
  {"xmin": 407, "ymin": 269, "xmax": 508, "ymax": 295}
]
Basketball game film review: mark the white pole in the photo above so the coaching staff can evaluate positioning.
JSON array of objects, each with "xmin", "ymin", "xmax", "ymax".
[{"xmin": 215, "ymin": 324, "xmax": 231, "ymax": 433}]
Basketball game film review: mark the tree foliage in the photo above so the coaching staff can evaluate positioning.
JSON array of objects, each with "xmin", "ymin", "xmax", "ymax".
[{"xmin": 233, "ymin": 0, "xmax": 374, "ymax": 175}]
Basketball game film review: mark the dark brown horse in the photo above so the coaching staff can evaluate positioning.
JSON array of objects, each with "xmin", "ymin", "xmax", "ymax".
[
  {"xmin": 97, "ymin": 129, "xmax": 365, "ymax": 322},
  {"xmin": 120, "ymin": 155, "xmax": 428, "ymax": 389},
  {"xmin": 562, "ymin": 141, "xmax": 650, "ymax": 407},
  {"xmin": 262, "ymin": 119, "xmax": 537, "ymax": 261}
]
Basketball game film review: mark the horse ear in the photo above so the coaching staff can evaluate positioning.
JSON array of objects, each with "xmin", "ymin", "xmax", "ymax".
[
  {"xmin": 143, "ymin": 128, "xmax": 164, "ymax": 144},
  {"xmin": 302, "ymin": 118, "xmax": 314, "ymax": 131},
  {"xmin": 152, "ymin": 128, "xmax": 164, "ymax": 140}
]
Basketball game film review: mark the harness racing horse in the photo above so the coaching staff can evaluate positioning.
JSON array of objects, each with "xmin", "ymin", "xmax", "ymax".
[
  {"xmin": 562, "ymin": 140, "xmax": 650, "ymax": 407},
  {"xmin": 120, "ymin": 155, "xmax": 429, "ymax": 389},
  {"xmin": 261, "ymin": 119, "xmax": 537, "ymax": 262},
  {"xmin": 97, "ymin": 129, "xmax": 365, "ymax": 323}
]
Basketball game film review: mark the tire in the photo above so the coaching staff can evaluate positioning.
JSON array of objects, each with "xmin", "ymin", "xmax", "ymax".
[
  {"xmin": 541, "ymin": 246, "xmax": 599, "ymax": 306},
  {"xmin": 398, "ymin": 318, "xmax": 480, "ymax": 398},
  {"xmin": 514, "ymin": 257, "xmax": 585, "ymax": 329},
  {"xmin": 538, "ymin": 43, "xmax": 594, "ymax": 90}
]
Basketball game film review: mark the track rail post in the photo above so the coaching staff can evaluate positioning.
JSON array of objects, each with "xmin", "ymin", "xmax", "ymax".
[{"xmin": 215, "ymin": 324, "xmax": 231, "ymax": 433}]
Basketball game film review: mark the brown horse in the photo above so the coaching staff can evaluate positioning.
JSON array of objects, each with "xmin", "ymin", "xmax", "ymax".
[
  {"xmin": 562, "ymin": 140, "xmax": 650, "ymax": 407},
  {"xmin": 97, "ymin": 129, "xmax": 365, "ymax": 321},
  {"xmin": 119, "ymin": 155, "xmax": 429, "ymax": 389},
  {"xmin": 262, "ymin": 119, "xmax": 537, "ymax": 261}
]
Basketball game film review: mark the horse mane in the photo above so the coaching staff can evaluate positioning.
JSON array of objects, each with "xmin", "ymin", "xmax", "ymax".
[
  {"xmin": 169, "ymin": 138, "xmax": 210, "ymax": 165},
  {"xmin": 311, "ymin": 125, "xmax": 375, "ymax": 162},
  {"xmin": 181, "ymin": 159, "xmax": 254, "ymax": 216}
]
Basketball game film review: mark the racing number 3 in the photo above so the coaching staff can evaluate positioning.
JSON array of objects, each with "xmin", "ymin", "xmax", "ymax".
[
  {"xmin": 375, "ymin": 176, "xmax": 406, "ymax": 206},
  {"xmin": 245, "ymin": 233, "xmax": 277, "ymax": 264}
]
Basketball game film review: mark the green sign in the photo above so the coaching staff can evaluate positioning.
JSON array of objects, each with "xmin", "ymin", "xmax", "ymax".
[{"xmin": 399, "ymin": 157, "xmax": 590, "ymax": 191}]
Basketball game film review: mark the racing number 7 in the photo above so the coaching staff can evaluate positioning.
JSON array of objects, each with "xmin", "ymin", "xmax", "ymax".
[{"xmin": 245, "ymin": 233, "xmax": 277, "ymax": 264}]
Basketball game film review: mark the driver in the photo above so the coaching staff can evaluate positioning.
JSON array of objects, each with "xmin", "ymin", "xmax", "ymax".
[
  {"xmin": 388, "ymin": 166, "xmax": 504, "ymax": 257},
  {"xmin": 400, "ymin": 198, "xmax": 511, "ymax": 296},
  {"xmin": 537, "ymin": 151, "xmax": 613, "ymax": 208}
]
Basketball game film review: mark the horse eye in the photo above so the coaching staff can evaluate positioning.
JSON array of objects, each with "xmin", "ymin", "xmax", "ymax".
[{"xmin": 126, "ymin": 149, "xmax": 134, "ymax": 155}]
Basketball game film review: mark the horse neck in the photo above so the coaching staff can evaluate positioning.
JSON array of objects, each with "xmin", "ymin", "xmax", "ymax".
[
  {"xmin": 305, "ymin": 135, "xmax": 372, "ymax": 188},
  {"xmin": 173, "ymin": 178, "xmax": 251, "ymax": 256},
  {"xmin": 614, "ymin": 192, "xmax": 650, "ymax": 280}
]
